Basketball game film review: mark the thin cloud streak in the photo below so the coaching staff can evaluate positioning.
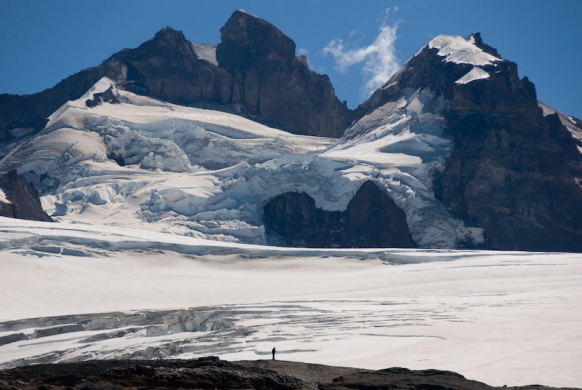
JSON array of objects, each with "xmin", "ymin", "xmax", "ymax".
[{"xmin": 323, "ymin": 8, "xmax": 401, "ymax": 99}]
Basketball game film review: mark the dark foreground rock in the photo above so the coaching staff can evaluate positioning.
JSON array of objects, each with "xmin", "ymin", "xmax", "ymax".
[
  {"xmin": 0, "ymin": 357, "xmax": 575, "ymax": 390},
  {"xmin": 0, "ymin": 170, "xmax": 52, "ymax": 222}
]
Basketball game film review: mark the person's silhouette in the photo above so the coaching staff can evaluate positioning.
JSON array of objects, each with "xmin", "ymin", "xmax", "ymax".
[{"xmin": 272, "ymin": 347, "xmax": 276, "ymax": 360}]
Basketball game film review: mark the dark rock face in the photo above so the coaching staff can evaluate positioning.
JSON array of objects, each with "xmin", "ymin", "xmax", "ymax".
[
  {"xmin": 111, "ymin": 26, "xmax": 231, "ymax": 106},
  {"xmin": 216, "ymin": 11, "xmax": 352, "ymax": 137},
  {"xmin": 0, "ymin": 170, "xmax": 53, "ymax": 222},
  {"xmin": 0, "ymin": 357, "xmax": 313, "ymax": 390},
  {"xmin": 85, "ymin": 85, "xmax": 121, "ymax": 107},
  {"xmin": 0, "ymin": 11, "xmax": 352, "ymax": 146},
  {"xmin": 355, "ymin": 33, "xmax": 582, "ymax": 252},
  {"xmin": 0, "ymin": 357, "xmax": 574, "ymax": 390},
  {"xmin": 0, "ymin": 61, "xmax": 126, "ymax": 155},
  {"xmin": 264, "ymin": 180, "xmax": 413, "ymax": 248},
  {"xmin": 435, "ymin": 98, "xmax": 582, "ymax": 252}
]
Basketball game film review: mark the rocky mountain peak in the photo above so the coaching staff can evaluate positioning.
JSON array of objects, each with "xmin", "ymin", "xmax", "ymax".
[
  {"xmin": 153, "ymin": 26, "xmax": 188, "ymax": 44},
  {"xmin": 341, "ymin": 33, "xmax": 582, "ymax": 251},
  {"xmin": 217, "ymin": 9, "xmax": 296, "ymax": 68},
  {"xmin": 0, "ymin": 11, "xmax": 351, "ymax": 141},
  {"xmin": 357, "ymin": 33, "xmax": 532, "ymax": 119},
  {"xmin": 129, "ymin": 26, "xmax": 196, "ymax": 61},
  {"xmin": 469, "ymin": 32, "xmax": 502, "ymax": 58}
]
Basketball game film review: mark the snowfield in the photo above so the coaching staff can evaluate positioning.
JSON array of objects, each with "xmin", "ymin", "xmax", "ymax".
[{"xmin": 0, "ymin": 217, "xmax": 581, "ymax": 387}]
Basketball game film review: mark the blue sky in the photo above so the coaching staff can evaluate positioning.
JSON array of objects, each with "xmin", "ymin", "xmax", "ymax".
[{"xmin": 1, "ymin": 0, "xmax": 581, "ymax": 118}]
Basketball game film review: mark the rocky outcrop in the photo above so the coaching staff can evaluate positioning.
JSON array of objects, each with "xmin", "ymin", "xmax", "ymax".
[
  {"xmin": 0, "ymin": 62, "xmax": 124, "ymax": 161},
  {"xmin": 110, "ymin": 26, "xmax": 230, "ymax": 106},
  {"xmin": 0, "ymin": 11, "xmax": 352, "ymax": 148},
  {"xmin": 263, "ymin": 181, "xmax": 413, "ymax": 248},
  {"xmin": 354, "ymin": 33, "xmax": 582, "ymax": 252},
  {"xmin": 0, "ymin": 170, "xmax": 52, "ymax": 222},
  {"xmin": 215, "ymin": 10, "xmax": 352, "ymax": 137},
  {"xmin": 435, "ymin": 88, "xmax": 582, "ymax": 252},
  {"xmin": 0, "ymin": 357, "xmax": 575, "ymax": 390}
]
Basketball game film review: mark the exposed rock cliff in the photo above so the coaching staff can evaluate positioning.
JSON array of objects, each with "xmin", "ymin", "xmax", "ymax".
[
  {"xmin": 355, "ymin": 33, "xmax": 582, "ymax": 251},
  {"xmin": 0, "ymin": 170, "xmax": 52, "ymax": 222},
  {"xmin": 264, "ymin": 181, "xmax": 413, "ymax": 248},
  {"xmin": 216, "ymin": 10, "xmax": 352, "ymax": 137}
]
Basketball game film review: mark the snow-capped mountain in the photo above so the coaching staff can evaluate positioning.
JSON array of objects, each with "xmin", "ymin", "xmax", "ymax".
[
  {"xmin": 1, "ymin": 12, "xmax": 582, "ymax": 252},
  {"xmin": 0, "ymin": 73, "xmax": 482, "ymax": 248},
  {"xmin": 360, "ymin": 32, "xmax": 582, "ymax": 251},
  {"xmin": 1, "ymin": 11, "xmax": 582, "ymax": 387},
  {"xmin": 0, "ymin": 10, "xmax": 352, "ymax": 147}
]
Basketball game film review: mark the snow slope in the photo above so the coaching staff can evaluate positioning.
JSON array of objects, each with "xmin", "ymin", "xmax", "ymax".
[
  {"xmin": 0, "ymin": 76, "xmax": 483, "ymax": 247},
  {"xmin": 0, "ymin": 217, "xmax": 580, "ymax": 387},
  {"xmin": 325, "ymin": 87, "xmax": 483, "ymax": 247}
]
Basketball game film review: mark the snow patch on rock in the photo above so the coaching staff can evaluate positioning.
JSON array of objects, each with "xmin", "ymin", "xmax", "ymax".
[
  {"xmin": 455, "ymin": 67, "xmax": 490, "ymax": 84},
  {"xmin": 539, "ymin": 101, "xmax": 582, "ymax": 156},
  {"xmin": 429, "ymin": 35, "xmax": 501, "ymax": 66},
  {"xmin": 191, "ymin": 43, "xmax": 218, "ymax": 66},
  {"xmin": 0, "ymin": 189, "xmax": 10, "ymax": 205}
]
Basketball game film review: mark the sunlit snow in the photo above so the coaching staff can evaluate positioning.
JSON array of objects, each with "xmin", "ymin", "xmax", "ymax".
[
  {"xmin": 455, "ymin": 66, "xmax": 490, "ymax": 84},
  {"xmin": 0, "ymin": 217, "xmax": 580, "ymax": 388},
  {"xmin": 0, "ymin": 189, "xmax": 9, "ymax": 204},
  {"xmin": 1, "ymin": 77, "xmax": 581, "ymax": 388},
  {"xmin": 428, "ymin": 35, "xmax": 500, "ymax": 66}
]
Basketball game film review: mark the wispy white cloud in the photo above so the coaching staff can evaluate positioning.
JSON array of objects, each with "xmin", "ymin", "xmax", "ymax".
[{"xmin": 323, "ymin": 8, "xmax": 401, "ymax": 98}]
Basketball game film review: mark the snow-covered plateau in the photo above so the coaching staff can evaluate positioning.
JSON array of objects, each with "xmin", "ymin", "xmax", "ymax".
[{"xmin": 0, "ymin": 217, "xmax": 580, "ymax": 387}]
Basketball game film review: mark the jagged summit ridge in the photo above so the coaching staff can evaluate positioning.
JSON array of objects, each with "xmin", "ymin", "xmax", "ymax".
[
  {"xmin": 0, "ymin": 11, "xmax": 352, "ymax": 145},
  {"xmin": 154, "ymin": 26, "xmax": 187, "ymax": 40},
  {"xmin": 356, "ymin": 32, "xmax": 535, "ymax": 121},
  {"xmin": 346, "ymin": 32, "xmax": 582, "ymax": 251},
  {"xmin": 217, "ymin": 10, "xmax": 296, "ymax": 68}
]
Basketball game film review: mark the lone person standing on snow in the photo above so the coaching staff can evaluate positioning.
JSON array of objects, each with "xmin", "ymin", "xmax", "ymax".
[{"xmin": 272, "ymin": 347, "xmax": 276, "ymax": 360}]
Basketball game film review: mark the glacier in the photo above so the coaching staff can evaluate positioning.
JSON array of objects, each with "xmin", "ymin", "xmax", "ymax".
[
  {"xmin": 1, "ymin": 77, "xmax": 483, "ymax": 247},
  {"xmin": 0, "ymin": 217, "xmax": 580, "ymax": 387}
]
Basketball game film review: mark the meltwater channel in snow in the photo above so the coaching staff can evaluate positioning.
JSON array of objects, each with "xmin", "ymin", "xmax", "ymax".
[{"xmin": 0, "ymin": 217, "xmax": 581, "ymax": 388}]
